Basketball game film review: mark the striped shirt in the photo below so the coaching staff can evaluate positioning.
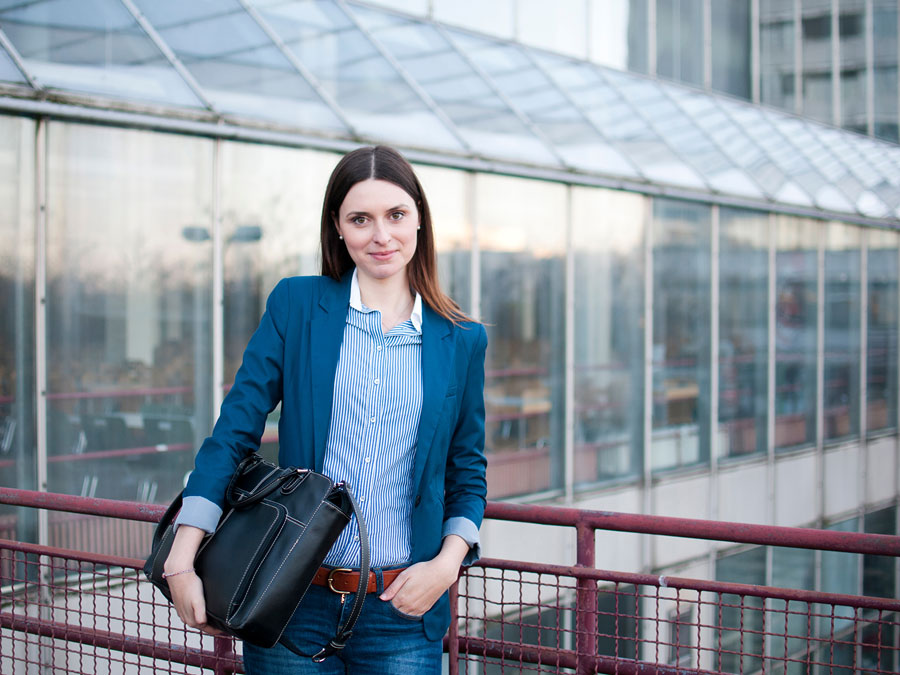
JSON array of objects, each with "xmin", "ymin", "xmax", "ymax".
[{"xmin": 323, "ymin": 271, "xmax": 424, "ymax": 568}]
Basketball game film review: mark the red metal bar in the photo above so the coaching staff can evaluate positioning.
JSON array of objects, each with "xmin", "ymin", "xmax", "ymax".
[
  {"xmin": 447, "ymin": 580, "xmax": 460, "ymax": 675},
  {"xmin": 575, "ymin": 519, "xmax": 597, "ymax": 675},
  {"xmin": 0, "ymin": 537, "xmax": 144, "ymax": 570},
  {"xmin": 484, "ymin": 502, "xmax": 900, "ymax": 555},
  {"xmin": 0, "ymin": 612, "xmax": 241, "ymax": 672},
  {"xmin": 0, "ymin": 487, "xmax": 165, "ymax": 523}
]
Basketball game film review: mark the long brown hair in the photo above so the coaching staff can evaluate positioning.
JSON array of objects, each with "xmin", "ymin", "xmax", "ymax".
[{"xmin": 320, "ymin": 145, "xmax": 472, "ymax": 325}]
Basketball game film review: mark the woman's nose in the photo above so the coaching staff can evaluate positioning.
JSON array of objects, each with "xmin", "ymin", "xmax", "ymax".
[{"xmin": 372, "ymin": 220, "xmax": 391, "ymax": 244}]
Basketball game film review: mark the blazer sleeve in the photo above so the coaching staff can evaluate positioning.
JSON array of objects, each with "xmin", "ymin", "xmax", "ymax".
[
  {"xmin": 443, "ymin": 323, "xmax": 488, "ymax": 531},
  {"xmin": 181, "ymin": 278, "xmax": 290, "ymax": 509}
]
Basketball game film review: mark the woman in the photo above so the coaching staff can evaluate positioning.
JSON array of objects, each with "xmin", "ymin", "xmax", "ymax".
[{"xmin": 163, "ymin": 145, "xmax": 488, "ymax": 674}]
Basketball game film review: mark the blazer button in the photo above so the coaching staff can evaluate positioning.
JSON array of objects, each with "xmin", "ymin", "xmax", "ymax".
[{"xmin": 414, "ymin": 495, "xmax": 421, "ymax": 507}]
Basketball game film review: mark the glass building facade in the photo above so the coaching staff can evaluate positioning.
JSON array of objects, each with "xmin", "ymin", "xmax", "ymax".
[{"xmin": 0, "ymin": 0, "xmax": 898, "ymax": 611}]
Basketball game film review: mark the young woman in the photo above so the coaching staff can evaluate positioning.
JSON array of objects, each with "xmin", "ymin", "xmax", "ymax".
[{"xmin": 163, "ymin": 146, "xmax": 488, "ymax": 674}]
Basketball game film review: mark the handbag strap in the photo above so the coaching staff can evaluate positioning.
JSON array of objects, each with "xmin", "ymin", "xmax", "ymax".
[{"xmin": 279, "ymin": 484, "xmax": 370, "ymax": 663}]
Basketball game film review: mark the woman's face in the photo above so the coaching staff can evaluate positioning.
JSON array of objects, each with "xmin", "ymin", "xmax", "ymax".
[{"xmin": 335, "ymin": 178, "xmax": 420, "ymax": 285}]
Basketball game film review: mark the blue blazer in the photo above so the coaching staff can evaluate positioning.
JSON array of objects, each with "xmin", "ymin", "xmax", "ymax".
[{"xmin": 184, "ymin": 271, "xmax": 488, "ymax": 639}]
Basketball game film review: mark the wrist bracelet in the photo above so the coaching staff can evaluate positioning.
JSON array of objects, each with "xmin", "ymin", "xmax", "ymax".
[{"xmin": 162, "ymin": 567, "xmax": 195, "ymax": 579}]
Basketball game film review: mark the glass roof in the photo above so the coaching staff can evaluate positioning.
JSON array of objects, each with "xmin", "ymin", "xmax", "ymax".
[{"xmin": 0, "ymin": 0, "xmax": 898, "ymax": 223}]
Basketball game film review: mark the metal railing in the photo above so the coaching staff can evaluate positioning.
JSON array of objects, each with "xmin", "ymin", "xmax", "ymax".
[{"xmin": 1, "ymin": 487, "xmax": 898, "ymax": 674}]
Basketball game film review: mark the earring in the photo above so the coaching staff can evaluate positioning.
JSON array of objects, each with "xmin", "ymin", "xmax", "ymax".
[
  {"xmin": 417, "ymin": 226, "xmax": 421, "ymax": 231},
  {"xmin": 338, "ymin": 235, "xmax": 343, "ymax": 240}
]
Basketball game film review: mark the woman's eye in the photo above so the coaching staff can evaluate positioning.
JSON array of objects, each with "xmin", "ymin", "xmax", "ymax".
[
  {"xmin": 390, "ymin": 211, "xmax": 405, "ymax": 221},
  {"xmin": 351, "ymin": 216, "xmax": 367, "ymax": 225}
]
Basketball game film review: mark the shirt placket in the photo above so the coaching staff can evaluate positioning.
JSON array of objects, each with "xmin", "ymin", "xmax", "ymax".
[{"xmin": 357, "ymin": 311, "xmax": 384, "ymax": 541}]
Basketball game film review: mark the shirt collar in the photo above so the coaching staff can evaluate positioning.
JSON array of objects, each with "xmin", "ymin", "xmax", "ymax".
[{"xmin": 350, "ymin": 268, "xmax": 423, "ymax": 333}]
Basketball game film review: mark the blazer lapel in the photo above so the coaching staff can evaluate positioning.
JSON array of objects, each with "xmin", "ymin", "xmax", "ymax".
[
  {"xmin": 412, "ymin": 306, "xmax": 454, "ymax": 493},
  {"xmin": 309, "ymin": 273, "xmax": 352, "ymax": 472}
]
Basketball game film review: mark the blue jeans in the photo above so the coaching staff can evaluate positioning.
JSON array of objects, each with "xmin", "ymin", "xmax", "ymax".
[{"xmin": 242, "ymin": 570, "xmax": 442, "ymax": 674}]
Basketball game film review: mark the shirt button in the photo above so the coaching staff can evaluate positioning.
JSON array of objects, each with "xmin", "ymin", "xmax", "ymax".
[
  {"xmin": 354, "ymin": 536, "xmax": 360, "ymax": 541},
  {"xmin": 370, "ymin": 417, "xmax": 376, "ymax": 423},
  {"xmin": 374, "ymin": 378, "xmax": 380, "ymax": 384},
  {"xmin": 376, "ymin": 345, "xmax": 382, "ymax": 351},
  {"xmin": 364, "ymin": 457, "xmax": 371, "ymax": 463}
]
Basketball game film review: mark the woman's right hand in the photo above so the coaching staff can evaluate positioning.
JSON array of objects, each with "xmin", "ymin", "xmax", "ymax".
[{"xmin": 164, "ymin": 525, "xmax": 222, "ymax": 636}]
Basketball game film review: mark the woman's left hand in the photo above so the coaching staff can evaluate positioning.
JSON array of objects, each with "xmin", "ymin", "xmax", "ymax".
[{"xmin": 379, "ymin": 534, "xmax": 469, "ymax": 616}]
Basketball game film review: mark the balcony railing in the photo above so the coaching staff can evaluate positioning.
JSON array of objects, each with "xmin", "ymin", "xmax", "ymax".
[{"xmin": 1, "ymin": 487, "xmax": 898, "ymax": 674}]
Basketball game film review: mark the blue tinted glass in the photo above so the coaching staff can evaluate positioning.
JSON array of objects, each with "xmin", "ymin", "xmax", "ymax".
[
  {"xmin": 0, "ymin": 0, "xmax": 203, "ymax": 107},
  {"xmin": 132, "ymin": 0, "xmax": 346, "ymax": 131},
  {"xmin": 351, "ymin": 5, "xmax": 560, "ymax": 166},
  {"xmin": 246, "ymin": 0, "xmax": 463, "ymax": 151},
  {"xmin": 0, "ymin": 41, "xmax": 25, "ymax": 83}
]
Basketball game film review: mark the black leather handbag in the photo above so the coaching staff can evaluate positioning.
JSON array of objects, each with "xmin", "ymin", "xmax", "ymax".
[{"xmin": 144, "ymin": 453, "xmax": 368, "ymax": 662}]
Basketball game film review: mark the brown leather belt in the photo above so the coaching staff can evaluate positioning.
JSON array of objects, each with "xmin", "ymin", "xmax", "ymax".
[{"xmin": 312, "ymin": 566, "xmax": 407, "ymax": 595}]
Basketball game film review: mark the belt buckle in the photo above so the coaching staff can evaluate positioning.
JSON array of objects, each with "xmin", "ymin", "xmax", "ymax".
[{"xmin": 326, "ymin": 568, "xmax": 353, "ymax": 596}]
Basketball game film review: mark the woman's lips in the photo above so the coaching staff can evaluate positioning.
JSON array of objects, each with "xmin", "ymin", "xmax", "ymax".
[{"xmin": 370, "ymin": 251, "xmax": 395, "ymax": 261}]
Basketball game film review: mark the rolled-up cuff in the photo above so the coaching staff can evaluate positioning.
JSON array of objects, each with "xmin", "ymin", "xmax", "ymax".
[
  {"xmin": 173, "ymin": 495, "xmax": 222, "ymax": 534},
  {"xmin": 442, "ymin": 516, "xmax": 481, "ymax": 566}
]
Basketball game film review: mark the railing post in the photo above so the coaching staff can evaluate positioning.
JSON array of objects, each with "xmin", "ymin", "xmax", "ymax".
[
  {"xmin": 213, "ymin": 636, "xmax": 237, "ymax": 675},
  {"xmin": 575, "ymin": 519, "xmax": 597, "ymax": 675},
  {"xmin": 448, "ymin": 578, "xmax": 460, "ymax": 675}
]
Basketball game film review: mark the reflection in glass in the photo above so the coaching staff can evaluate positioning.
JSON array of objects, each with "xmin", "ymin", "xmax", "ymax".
[
  {"xmin": 0, "ymin": 43, "xmax": 25, "ymax": 83},
  {"xmin": 719, "ymin": 208, "xmax": 768, "ymax": 458},
  {"xmin": 247, "ymin": 0, "xmax": 462, "ymax": 151},
  {"xmin": 760, "ymin": 0, "xmax": 796, "ymax": 112},
  {"xmin": 769, "ymin": 546, "xmax": 815, "ymax": 671},
  {"xmin": 0, "ymin": 116, "xmax": 36, "ymax": 545},
  {"xmin": 824, "ymin": 223, "xmax": 860, "ymax": 442},
  {"xmin": 477, "ymin": 174, "xmax": 565, "ymax": 498},
  {"xmin": 711, "ymin": 0, "xmax": 751, "ymax": 99},
  {"xmin": 652, "ymin": 199, "xmax": 711, "ymax": 471},
  {"xmin": 873, "ymin": 1, "xmax": 899, "ymax": 142},
  {"xmin": 46, "ymin": 124, "xmax": 213, "ymax": 509},
  {"xmin": 590, "ymin": 0, "xmax": 648, "ymax": 74},
  {"xmin": 864, "ymin": 507, "xmax": 897, "ymax": 598},
  {"xmin": 866, "ymin": 229, "xmax": 898, "ymax": 435},
  {"xmin": 775, "ymin": 216, "xmax": 818, "ymax": 451},
  {"xmin": 840, "ymin": 0, "xmax": 868, "ymax": 135},
  {"xmin": 414, "ymin": 164, "xmax": 472, "ymax": 316},
  {"xmin": 432, "ymin": 0, "xmax": 514, "ymax": 39},
  {"xmin": 572, "ymin": 187, "xmax": 644, "ymax": 485},
  {"xmin": 716, "ymin": 547, "xmax": 766, "ymax": 673},
  {"xmin": 656, "ymin": 0, "xmax": 703, "ymax": 87},
  {"xmin": 801, "ymin": 0, "xmax": 833, "ymax": 123},
  {"xmin": 131, "ymin": 0, "xmax": 346, "ymax": 132},
  {"xmin": 820, "ymin": 517, "xmax": 859, "ymax": 637},
  {"xmin": 0, "ymin": 0, "xmax": 202, "ymax": 107}
]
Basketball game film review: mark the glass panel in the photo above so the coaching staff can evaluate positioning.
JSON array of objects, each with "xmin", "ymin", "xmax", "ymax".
[
  {"xmin": 650, "ymin": 80, "xmax": 763, "ymax": 198},
  {"xmin": 414, "ymin": 164, "xmax": 472, "ymax": 315},
  {"xmin": 131, "ymin": 0, "xmax": 346, "ymax": 132},
  {"xmin": 517, "ymin": 0, "xmax": 586, "ymax": 59},
  {"xmin": 0, "ymin": 41, "xmax": 25, "ymax": 83},
  {"xmin": 820, "ymin": 517, "xmax": 859, "ymax": 638},
  {"xmin": 478, "ymin": 174, "xmax": 565, "ymax": 498},
  {"xmin": 352, "ymin": 7, "xmax": 558, "ymax": 167},
  {"xmin": 719, "ymin": 208, "xmax": 768, "ymax": 459},
  {"xmin": 873, "ymin": 1, "xmax": 899, "ymax": 142},
  {"xmin": 360, "ymin": 0, "xmax": 428, "ymax": 14},
  {"xmin": 669, "ymin": 89, "xmax": 789, "ymax": 201},
  {"xmin": 716, "ymin": 547, "xmax": 766, "ymax": 674},
  {"xmin": 589, "ymin": 0, "xmax": 649, "ymax": 74},
  {"xmin": 596, "ymin": 69, "xmax": 708, "ymax": 189},
  {"xmin": 0, "ymin": 0, "xmax": 203, "ymax": 107},
  {"xmin": 760, "ymin": 0, "xmax": 797, "ymax": 111},
  {"xmin": 775, "ymin": 216, "xmax": 819, "ymax": 451},
  {"xmin": 814, "ymin": 127, "xmax": 890, "ymax": 218},
  {"xmin": 711, "ymin": 0, "xmax": 751, "ymax": 99},
  {"xmin": 46, "ymin": 123, "xmax": 213, "ymax": 507},
  {"xmin": 839, "ymin": 0, "xmax": 867, "ymax": 135},
  {"xmin": 824, "ymin": 223, "xmax": 861, "ymax": 442},
  {"xmin": 0, "ymin": 116, "xmax": 36, "ymax": 547},
  {"xmin": 572, "ymin": 186, "xmax": 644, "ymax": 486},
  {"xmin": 432, "ymin": 0, "xmax": 514, "ymax": 39},
  {"xmin": 247, "ymin": 0, "xmax": 463, "ymax": 151},
  {"xmin": 864, "ymin": 507, "xmax": 897, "ymax": 598},
  {"xmin": 769, "ymin": 546, "xmax": 816, "ymax": 671},
  {"xmin": 801, "ymin": 0, "xmax": 833, "ymax": 123},
  {"xmin": 651, "ymin": 199, "xmax": 711, "ymax": 472},
  {"xmin": 446, "ymin": 30, "xmax": 623, "ymax": 174},
  {"xmin": 867, "ymin": 229, "xmax": 898, "ymax": 435},
  {"xmin": 656, "ymin": 0, "xmax": 703, "ymax": 87}
]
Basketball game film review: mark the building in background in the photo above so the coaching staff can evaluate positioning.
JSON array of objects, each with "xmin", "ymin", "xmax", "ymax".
[{"xmin": 0, "ymin": 1, "xmax": 898, "ymax": 670}]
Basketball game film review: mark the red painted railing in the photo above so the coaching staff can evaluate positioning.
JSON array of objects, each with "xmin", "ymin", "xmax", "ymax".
[{"xmin": 1, "ymin": 487, "xmax": 898, "ymax": 674}]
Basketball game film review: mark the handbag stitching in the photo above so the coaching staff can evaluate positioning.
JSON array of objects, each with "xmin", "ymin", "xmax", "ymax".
[
  {"xmin": 319, "ymin": 500, "xmax": 351, "ymax": 518},
  {"xmin": 242, "ymin": 496, "xmax": 330, "ymax": 621},
  {"xmin": 225, "ymin": 500, "xmax": 284, "ymax": 615}
]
